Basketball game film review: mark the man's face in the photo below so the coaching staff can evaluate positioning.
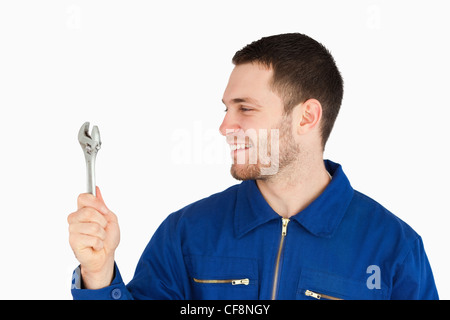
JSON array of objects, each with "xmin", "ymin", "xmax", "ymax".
[{"xmin": 220, "ymin": 63, "xmax": 299, "ymax": 180}]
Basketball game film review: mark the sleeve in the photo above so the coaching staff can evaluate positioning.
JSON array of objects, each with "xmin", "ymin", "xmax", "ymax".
[
  {"xmin": 125, "ymin": 212, "xmax": 191, "ymax": 299},
  {"xmin": 71, "ymin": 263, "xmax": 133, "ymax": 300},
  {"xmin": 390, "ymin": 236, "xmax": 439, "ymax": 300},
  {"xmin": 70, "ymin": 212, "xmax": 190, "ymax": 300}
]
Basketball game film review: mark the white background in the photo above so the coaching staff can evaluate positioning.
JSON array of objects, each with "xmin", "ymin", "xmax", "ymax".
[{"xmin": 0, "ymin": 0, "xmax": 449, "ymax": 299}]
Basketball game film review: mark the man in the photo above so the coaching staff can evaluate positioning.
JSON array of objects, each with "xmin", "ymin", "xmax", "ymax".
[{"xmin": 68, "ymin": 33, "xmax": 438, "ymax": 299}]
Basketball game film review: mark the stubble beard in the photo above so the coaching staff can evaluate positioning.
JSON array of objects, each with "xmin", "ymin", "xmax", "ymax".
[{"xmin": 230, "ymin": 113, "xmax": 300, "ymax": 181}]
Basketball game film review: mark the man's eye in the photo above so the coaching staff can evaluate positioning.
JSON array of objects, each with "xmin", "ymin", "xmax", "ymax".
[{"xmin": 223, "ymin": 107, "xmax": 253, "ymax": 113}]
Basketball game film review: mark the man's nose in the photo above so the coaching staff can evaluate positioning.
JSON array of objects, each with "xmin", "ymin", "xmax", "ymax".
[{"xmin": 219, "ymin": 112, "xmax": 240, "ymax": 136}]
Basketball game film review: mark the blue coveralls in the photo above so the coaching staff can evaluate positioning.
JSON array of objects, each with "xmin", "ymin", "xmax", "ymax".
[{"xmin": 71, "ymin": 160, "xmax": 438, "ymax": 300}]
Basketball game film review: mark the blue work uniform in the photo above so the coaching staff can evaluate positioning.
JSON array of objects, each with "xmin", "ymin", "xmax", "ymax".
[{"xmin": 71, "ymin": 160, "xmax": 438, "ymax": 300}]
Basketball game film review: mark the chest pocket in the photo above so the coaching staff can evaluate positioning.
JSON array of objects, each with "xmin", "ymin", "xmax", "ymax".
[
  {"xmin": 297, "ymin": 268, "xmax": 387, "ymax": 300},
  {"xmin": 185, "ymin": 255, "xmax": 258, "ymax": 300}
]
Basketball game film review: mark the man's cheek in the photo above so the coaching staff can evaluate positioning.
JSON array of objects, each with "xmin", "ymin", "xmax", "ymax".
[{"xmin": 259, "ymin": 129, "xmax": 280, "ymax": 175}]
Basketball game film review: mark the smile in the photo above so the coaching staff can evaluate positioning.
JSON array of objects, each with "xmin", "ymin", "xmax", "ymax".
[{"xmin": 230, "ymin": 143, "xmax": 253, "ymax": 151}]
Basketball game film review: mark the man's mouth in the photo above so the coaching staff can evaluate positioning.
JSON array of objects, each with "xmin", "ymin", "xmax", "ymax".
[{"xmin": 229, "ymin": 143, "xmax": 253, "ymax": 151}]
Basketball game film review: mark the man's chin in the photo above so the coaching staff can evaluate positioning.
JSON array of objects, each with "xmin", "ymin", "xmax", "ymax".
[{"xmin": 230, "ymin": 164, "xmax": 261, "ymax": 181}]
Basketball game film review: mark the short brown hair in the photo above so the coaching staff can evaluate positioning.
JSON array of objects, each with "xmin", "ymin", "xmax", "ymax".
[{"xmin": 232, "ymin": 33, "xmax": 343, "ymax": 149}]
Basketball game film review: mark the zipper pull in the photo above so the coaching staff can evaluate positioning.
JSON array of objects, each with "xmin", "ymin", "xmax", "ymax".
[
  {"xmin": 305, "ymin": 290, "xmax": 322, "ymax": 299},
  {"xmin": 281, "ymin": 218, "xmax": 290, "ymax": 236},
  {"xmin": 232, "ymin": 279, "xmax": 250, "ymax": 285}
]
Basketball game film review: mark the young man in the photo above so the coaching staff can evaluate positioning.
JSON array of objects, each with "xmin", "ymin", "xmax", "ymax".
[{"xmin": 68, "ymin": 33, "xmax": 438, "ymax": 299}]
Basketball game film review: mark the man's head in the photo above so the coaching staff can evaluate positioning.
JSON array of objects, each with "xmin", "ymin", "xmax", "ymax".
[
  {"xmin": 232, "ymin": 33, "xmax": 343, "ymax": 149},
  {"xmin": 220, "ymin": 33, "xmax": 343, "ymax": 180}
]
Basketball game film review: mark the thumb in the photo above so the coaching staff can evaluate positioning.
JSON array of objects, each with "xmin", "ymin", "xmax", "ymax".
[
  {"xmin": 96, "ymin": 186, "xmax": 118, "ymax": 223},
  {"xmin": 95, "ymin": 186, "xmax": 110, "ymax": 215},
  {"xmin": 96, "ymin": 186, "xmax": 104, "ymax": 202}
]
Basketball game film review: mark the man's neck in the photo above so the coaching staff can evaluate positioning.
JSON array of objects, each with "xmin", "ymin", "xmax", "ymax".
[{"xmin": 255, "ymin": 158, "xmax": 331, "ymax": 218}]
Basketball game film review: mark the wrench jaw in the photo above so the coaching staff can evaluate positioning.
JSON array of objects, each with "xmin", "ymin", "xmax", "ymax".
[
  {"xmin": 78, "ymin": 122, "xmax": 102, "ymax": 196},
  {"xmin": 90, "ymin": 125, "xmax": 101, "ymax": 153},
  {"xmin": 78, "ymin": 122, "xmax": 102, "ymax": 156}
]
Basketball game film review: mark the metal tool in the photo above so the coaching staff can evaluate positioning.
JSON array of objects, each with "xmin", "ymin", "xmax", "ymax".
[{"xmin": 78, "ymin": 122, "xmax": 101, "ymax": 197}]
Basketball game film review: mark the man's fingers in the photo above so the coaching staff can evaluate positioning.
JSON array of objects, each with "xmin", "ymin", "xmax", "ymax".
[
  {"xmin": 76, "ymin": 188, "xmax": 118, "ymax": 224},
  {"xmin": 77, "ymin": 191, "xmax": 109, "ymax": 215},
  {"xmin": 69, "ymin": 233, "xmax": 104, "ymax": 252},
  {"xmin": 68, "ymin": 207, "xmax": 108, "ymax": 229},
  {"xmin": 69, "ymin": 222, "xmax": 107, "ymax": 241}
]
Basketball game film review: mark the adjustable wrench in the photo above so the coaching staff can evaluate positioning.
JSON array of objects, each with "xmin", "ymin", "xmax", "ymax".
[{"xmin": 78, "ymin": 122, "xmax": 101, "ymax": 197}]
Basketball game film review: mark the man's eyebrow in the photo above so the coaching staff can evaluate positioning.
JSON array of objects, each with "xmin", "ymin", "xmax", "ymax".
[{"xmin": 221, "ymin": 97, "xmax": 262, "ymax": 106}]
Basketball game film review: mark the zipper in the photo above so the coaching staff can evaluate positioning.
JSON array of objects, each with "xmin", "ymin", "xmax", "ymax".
[
  {"xmin": 305, "ymin": 289, "xmax": 343, "ymax": 300},
  {"xmin": 193, "ymin": 278, "xmax": 250, "ymax": 285},
  {"xmin": 271, "ymin": 218, "xmax": 290, "ymax": 300}
]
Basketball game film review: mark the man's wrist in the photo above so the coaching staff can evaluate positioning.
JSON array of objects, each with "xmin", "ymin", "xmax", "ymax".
[{"xmin": 81, "ymin": 260, "xmax": 115, "ymax": 290}]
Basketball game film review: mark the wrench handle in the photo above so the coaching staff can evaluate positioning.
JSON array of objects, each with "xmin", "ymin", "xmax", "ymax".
[{"xmin": 85, "ymin": 155, "xmax": 97, "ymax": 197}]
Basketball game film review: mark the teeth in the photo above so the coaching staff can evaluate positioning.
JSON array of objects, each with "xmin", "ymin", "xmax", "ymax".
[{"xmin": 230, "ymin": 144, "xmax": 252, "ymax": 151}]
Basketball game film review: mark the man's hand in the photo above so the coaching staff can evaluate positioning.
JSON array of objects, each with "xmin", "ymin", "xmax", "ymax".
[{"xmin": 68, "ymin": 186, "xmax": 120, "ymax": 289}]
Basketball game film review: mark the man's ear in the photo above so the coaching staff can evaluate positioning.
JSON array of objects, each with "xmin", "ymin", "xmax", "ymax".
[{"xmin": 297, "ymin": 99, "xmax": 323, "ymax": 135}]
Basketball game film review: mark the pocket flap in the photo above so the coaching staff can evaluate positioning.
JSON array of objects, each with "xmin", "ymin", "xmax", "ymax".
[
  {"xmin": 298, "ymin": 268, "xmax": 387, "ymax": 300},
  {"xmin": 185, "ymin": 255, "xmax": 258, "ymax": 281},
  {"xmin": 185, "ymin": 255, "xmax": 258, "ymax": 299}
]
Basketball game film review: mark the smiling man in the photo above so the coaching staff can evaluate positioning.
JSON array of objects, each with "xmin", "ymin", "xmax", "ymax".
[{"xmin": 69, "ymin": 33, "xmax": 438, "ymax": 300}]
